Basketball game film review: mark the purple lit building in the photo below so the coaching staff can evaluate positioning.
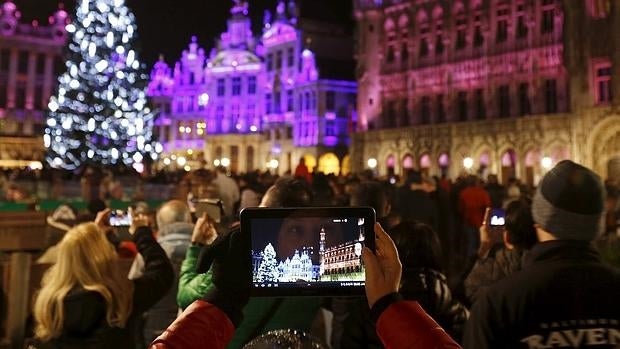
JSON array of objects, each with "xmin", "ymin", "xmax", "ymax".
[
  {"xmin": 0, "ymin": 1, "xmax": 68, "ymax": 167},
  {"xmin": 148, "ymin": 0, "xmax": 357, "ymax": 174}
]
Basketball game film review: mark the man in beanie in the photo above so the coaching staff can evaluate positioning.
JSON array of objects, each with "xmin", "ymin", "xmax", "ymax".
[{"xmin": 463, "ymin": 161, "xmax": 620, "ymax": 349}]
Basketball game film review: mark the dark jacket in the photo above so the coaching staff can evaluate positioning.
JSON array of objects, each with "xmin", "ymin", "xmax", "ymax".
[
  {"xmin": 395, "ymin": 187, "xmax": 438, "ymax": 230},
  {"xmin": 464, "ymin": 240, "xmax": 620, "ymax": 349},
  {"xmin": 340, "ymin": 268, "xmax": 468, "ymax": 348},
  {"xmin": 141, "ymin": 222, "xmax": 193, "ymax": 344},
  {"xmin": 464, "ymin": 246, "xmax": 524, "ymax": 304},
  {"xmin": 36, "ymin": 228, "xmax": 174, "ymax": 349},
  {"xmin": 151, "ymin": 299, "xmax": 462, "ymax": 349}
]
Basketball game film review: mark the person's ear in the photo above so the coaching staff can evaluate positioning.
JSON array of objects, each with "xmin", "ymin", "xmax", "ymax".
[{"xmin": 503, "ymin": 230, "xmax": 514, "ymax": 250}]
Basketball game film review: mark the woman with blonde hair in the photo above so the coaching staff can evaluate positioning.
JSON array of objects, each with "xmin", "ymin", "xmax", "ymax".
[{"xmin": 32, "ymin": 209, "xmax": 173, "ymax": 349}]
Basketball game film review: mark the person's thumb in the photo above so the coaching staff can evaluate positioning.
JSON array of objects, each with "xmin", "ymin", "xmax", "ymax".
[{"xmin": 362, "ymin": 247, "xmax": 381, "ymax": 281}]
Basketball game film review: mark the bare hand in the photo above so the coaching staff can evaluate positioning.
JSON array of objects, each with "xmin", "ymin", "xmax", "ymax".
[
  {"xmin": 192, "ymin": 213, "xmax": 218, "ymax": 245},
  {"xmin": 478, "ymin": 207, "xmax": 497, "ymax": 258},
  {"xmin": 94, "ymin": 208, "xmax": 112, "ymax": 230},
  {"xmin": 129, "ymin": 208, "xmax": 150, "ymax": 235},
  {"xmin": 362, "ymin": 223, "xmax": 402, "ymax": 308}
]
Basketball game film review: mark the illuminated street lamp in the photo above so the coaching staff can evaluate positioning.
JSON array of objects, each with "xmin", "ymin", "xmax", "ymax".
[
  {"xmin": 367, "ymin": 158, "xmax": 378, "ymax": 169},
  {"xmin": 541, "ymin": 156, "xmax": 553, "ymax": 170},
  {"xmin": 463, "ymin": 157, "xmax": 474, "ymax": 170},
  {"xmin": 221, "ymin": 157, "xmax": 231, "ymax": 167},
  {"xmin": 213, "ymin": 159, "xmax": 221, "ymax": 167},
  {"xmin": 177, "ymin": 156, "xmax": 187, "ymax": 167},
  {"xmin": 268, "ymin": 159, "xmax": 279, "ymax": 169}
]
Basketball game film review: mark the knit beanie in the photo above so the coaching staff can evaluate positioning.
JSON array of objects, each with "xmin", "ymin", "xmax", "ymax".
[{"xmin": 532, "ymin": 160, "xmax": 605, "ymax": 240}]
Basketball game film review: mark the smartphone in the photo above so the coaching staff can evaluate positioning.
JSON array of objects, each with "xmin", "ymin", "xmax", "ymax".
[
  {"xmin": 489, "ymin": 208, "xmax": 506, "ymax": 227},
  {"xmin": 109, "ymin": 209, "xmax": 132, "ymax": 227},
  {"xmin": 240, "ymin": 207, "xmax": 376, "ymax": 297},
  {"xmin": 194, "ymin": 199, "xmax": 224, "ymax": 223}
]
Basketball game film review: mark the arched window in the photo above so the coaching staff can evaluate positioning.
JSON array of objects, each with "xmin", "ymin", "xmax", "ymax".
[
  {"xmin": 416, "ymin": 10, "xmax": 429, "ymax": 58},
  {"xmin": 432, "ymin": 6, "xmax": 444, "ymax": 55}
]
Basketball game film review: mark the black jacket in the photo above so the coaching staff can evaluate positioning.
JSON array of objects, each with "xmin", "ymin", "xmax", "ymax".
[
  {"xmin": 37, "ymin": 227, "xmax": 174, "ymax": 349},
  {"xmin": 339, "ymin": 268, "xmax": 468, "ymax": 348},
  {"xmin": 395, "ymin": 187, "xmax": 438, "ymax": 231},
  {"xmin": 464, "ymin": 240, "xmax": 620, "ymax": 349},
  {"xmin": 464, "ymin": 246, "xmax": 524, "ymax": 305}
]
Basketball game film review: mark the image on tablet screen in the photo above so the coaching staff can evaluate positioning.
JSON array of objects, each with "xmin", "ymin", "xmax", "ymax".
[{"xmin": 250, "ymin": 216, "xmax": 366, "ymax": 288}]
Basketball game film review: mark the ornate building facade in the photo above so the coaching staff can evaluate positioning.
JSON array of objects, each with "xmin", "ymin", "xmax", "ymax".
[
  {"xmin": 0, "ymin": 1, "xmax": 68, "ymax": 167},
  {"xmin": 148, "ymin": 1, "xmax": 357, "ymax": 174},
  {"xmin": 352, "ymin": 0, "xmax": 620, "ymax": 185}
]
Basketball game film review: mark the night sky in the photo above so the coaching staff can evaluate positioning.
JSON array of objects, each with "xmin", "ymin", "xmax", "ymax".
[{"xmin": 14, "ymin": 0, "xmax": 353, "ymax": 68}]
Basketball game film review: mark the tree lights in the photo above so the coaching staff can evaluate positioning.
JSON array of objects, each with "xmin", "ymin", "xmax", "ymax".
[{"xmin": 45, "ymin": 0, "xmax": 159, "ymax": 170}]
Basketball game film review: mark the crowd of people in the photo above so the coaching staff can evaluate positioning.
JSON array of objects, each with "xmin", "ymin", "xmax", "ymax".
[{"xmin": 21, "ymin": 159, "xmax": 620, "ymax": 348}]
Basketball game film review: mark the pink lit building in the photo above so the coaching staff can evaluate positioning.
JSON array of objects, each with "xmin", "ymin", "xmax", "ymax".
[
  {"xmin": 148, "ymin": 1, "xmax": 357, "ymax": 174},
  {"xmin": 0, "ymin": 1, "xmax": 68, "ymax": 167},
  {"xmin": 352, "ymin": 0, "xmax": 620, "ymax": 184}
]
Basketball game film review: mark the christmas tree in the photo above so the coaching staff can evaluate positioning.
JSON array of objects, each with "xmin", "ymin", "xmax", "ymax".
[
  {"xmin": 45, "ymin": 0, "xmax": 161, "ymax": 170},
  {"xmin": 256, "ymin": 243, "xmax": 279, "ymax": 282}
]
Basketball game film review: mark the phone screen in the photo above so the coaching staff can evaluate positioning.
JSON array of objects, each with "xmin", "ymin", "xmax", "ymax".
[
  {"xmin": 489, "ymin": 208, "xmax": 506, "ymax": 227},
  {"xmin": 109, "ymin": 209, "xmax": 132, "ymax": 227}
]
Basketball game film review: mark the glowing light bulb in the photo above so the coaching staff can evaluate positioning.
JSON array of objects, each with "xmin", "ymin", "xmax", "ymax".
[
  {"xmin": 367, "ymin": 158, "xmax": 377, "ymax": 169},
  {"xmin": 463, "ymin": 157, "xmax": 474, "ymax": 170}
]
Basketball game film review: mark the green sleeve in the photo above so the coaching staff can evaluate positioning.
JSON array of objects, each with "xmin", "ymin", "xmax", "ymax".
[{"xmin": 177, "ymin": 245, "xmax": 215, "ymax": 310}]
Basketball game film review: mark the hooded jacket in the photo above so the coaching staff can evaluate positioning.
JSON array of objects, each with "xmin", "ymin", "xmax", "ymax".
[{"xmin": 464, "ymin": 240, "xmax": 620, "ymax": 349}]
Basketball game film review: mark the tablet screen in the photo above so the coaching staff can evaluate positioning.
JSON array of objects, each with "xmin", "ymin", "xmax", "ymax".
[{"xmin": 242, "ymin": 207, "xmax": 375, "ymax": 296}]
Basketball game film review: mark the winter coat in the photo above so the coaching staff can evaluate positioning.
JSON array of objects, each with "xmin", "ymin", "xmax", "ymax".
[
  {"xmin": 176, "ymin": 243, "xmax": 321, "ymax": 349},
  {"xmin": 151, "ymin": 299, "xmax": 462, "ymax": 349},
  {"xmin": 130, "ymin": 222, "xmax": 193, "ymax": 344},
  {"xmin": 464, "ymin": 240, "xmax": 620, "ymax": 349},
  {"xmin": 464, "ymin": 246, "xmax": 524, "ymax": 304},
  {"xmin": 339, "ymin": 268, "xmax": 469, "ymax": 348},
  {"xmin": 33, "ymin": 228, "xmax": 174, "ymax": 349}
]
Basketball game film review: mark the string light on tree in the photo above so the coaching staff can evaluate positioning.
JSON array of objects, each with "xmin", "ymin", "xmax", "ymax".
[{"xmin": 45, "ymin": 0, "xmax": 160, "ymax": 170}]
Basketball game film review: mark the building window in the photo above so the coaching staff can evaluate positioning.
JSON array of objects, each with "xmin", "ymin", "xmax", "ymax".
[
  {"xmin": 401, "ymin": 43, "xmax": 409, "ymax": 67},
  {"xmin": 275, "ymin": 50, "xmax": 282, "ymax": 70},
  {"xmin": 518, "ymin": 83, "xmax": 531, "ymax": 115},
  {"xmin": 594, "ymin": 62, "xmax": 612, "ymax": 104},
  {"xmin": 386, "ymin": 46, "xmax": 395, "ymax": 63},
  {"xmin": 457, "ymin": 91, "xmax": 468, "ymax": 121},
  {"xmin": 16, "ymin": 83, "xmax": 26, "ymax": 109},
  {"xmin": 18, "ymin": 51, "xmax": 29, "ymax": 74},
  {"xmin": 420, "ymin": 96, "xmax": 430, "ymax": 124},
  {"xmin": 266, "ymin": 93, "xmax": 272, "ymax": 114},
  {"xmin": 267, "ymin": 53, "xmax": 273, "ymax": 71},
  {"xmin": 248, "ymin": 76, "xmax": 256, "ymax": 95},
  {"xmin": 475, "ymin": 89, "xmax": 486, "ymax": 120},
  {"xmin": 305, "ymin": 91, "xmax": 311, "ymax": 110},
  {"xmin": 516, "ymin": 6, "xmax": 528, "ymax": 38},
  {"xmin": 216, "ymin": 106, "xmax": 224, "ymax": 132},
  {"xmin": 419, "ymin": 38, "xmax": 429, "ymax": 57},
  {"xmin": 455, "ymin": 17, "xmax": 467, "ymax": 50},
  {"xmin": 0, "ymin": 49, "xmax": 9, "ymax": 72},
  {"xmin": 326, "ymin": 91, "xmax": 336, "ymax": 111},
  {"xmin": 435, "ymin": 35, "xmax": 444, "ymax": 55},
  {"xmin": 399, "ymin": 99, "xmax": 408, "ymax": 126},
  {"xmin": 34, "ymin": 85, "xmax": 44, "ymax": 110},
  {"xmin": 473, "ymin": 21, "xmax": 484, "ymax": 47},
  {"xmin": 498, "ymin": 85, "xmax": 510, "ymax": 117},
  {"xmin": 545, "ymin": 79, "xmax": 558, "ymax": 113},
  {"xmin": 36, "ymin": 54, "xmax": 46, "ymax": 75},
  {"xmin": 496, "ymin": 9, "xmax": 509, "ymax": 43},
  {"xmin": 217, "ymin": 79, "xmax": 225, "ymax": 97},
  {"xmin": 287, "ymin": 47, "xmax": 294, "ymax": 67},
  {"xmin": 274, "ymin": 91, "xmax": 281, "ymax": 113},
  {"xmin": 325, "ymin": 120, "xmax": 335, "ymax": 136},
  {"xmin": 436, "ymin": 94, "xmax": 446, "ymax": 122},
  {"xmin": 231, "ymin": 105, "xmax": 240, "ymax": 131},
  {"xmin": 232, "ymin": 77, "xmax": 241, "ymax": 96},
  {"xmin": 542, "ymin": 0, "xmax": 555, "ymax": 34},
  {"xmin": 0, "ymin": 85, "xmax": 7, "ymax": 108},
  {"xmin": 287, "ymin": 90, "xmax": 294, "ymax": 112}
]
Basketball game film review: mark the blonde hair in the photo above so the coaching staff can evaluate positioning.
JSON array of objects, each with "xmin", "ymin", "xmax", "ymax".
[{"xmin": 33, "ymin": 222, "xmax": 134, "ymax": 341}]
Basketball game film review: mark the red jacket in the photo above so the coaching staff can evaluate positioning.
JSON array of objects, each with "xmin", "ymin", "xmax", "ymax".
[
  {"xmin": 150, "ymin": 300, "xmax": 461, "ymax": 349},
  {"xmin": 459, "ymin": 186, "xmax": 491, "ymax": 227}
]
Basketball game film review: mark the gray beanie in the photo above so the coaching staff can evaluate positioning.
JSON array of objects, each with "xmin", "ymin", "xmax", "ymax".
[{"xmin": 532, "ymin": 160, "xmax": 605, "ymax": 240}]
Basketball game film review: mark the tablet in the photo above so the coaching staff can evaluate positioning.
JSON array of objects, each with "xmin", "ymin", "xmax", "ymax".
[{"xmin": 240, "ymin": 207, "xmax": 376, "ymax": 297}]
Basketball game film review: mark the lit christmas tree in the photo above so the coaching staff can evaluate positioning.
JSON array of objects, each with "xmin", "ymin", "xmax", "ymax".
[
  {"xmin": 256, "ymin": 243, "xmax": 279, "ymax": 282},
  {"xmin": 45, "ymin": 0, "xmax": 161, "ymax": 171}
]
